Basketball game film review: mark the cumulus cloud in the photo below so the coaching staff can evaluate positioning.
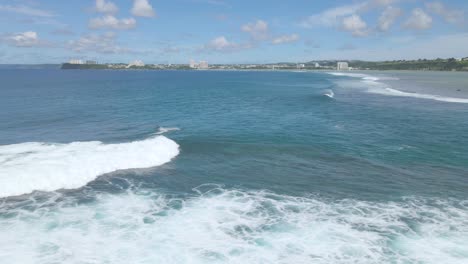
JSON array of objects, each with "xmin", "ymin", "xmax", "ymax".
[
  {"xmin": 203, "ymin": 36, "xmax": 251, "ymax": 52},
  {"xmin": 314, "ymin": 33, "xmax": 468, "ymax": 61},
  {"xmin": 89, "ymin": 15, "xmax": 136, "ymax": 30},
  {"xmin": 378, "ymin": 6, "xmax": 403, "ymax": 32},
  {"xmin": 241, "ymin": 20, "xmax": 269, "ymax": 40},
  {"xmin": 272, "ymin": 34, "xmax": 300, "ymax": 44},
  {"xmin": 404, "ymin": 8, "xmax": 432, "ymax": 30},
  {"xmin": 95, "ymin": 0, "xmax": 118, "ymax": 14},
  {"xmin": 0, "ymin": 4, "xmax": 54, "ymax": 17},
  {"xmin": 68, "ymin": 32, "xmax": 133, "ymax": 54},
  {"xmin": 300, "ymin": 3, "xmax": 364, "ymax": 28},
  {"xmin": 205, "ymin": 36, "xmax": 238, "ymax": 51},
  {"xmin": 1, "ymin": 31, "xmax": 40, "ymax": 47},
  {"xmin": 299, "ymin": 0, "xmax": 405, "ymax": 36},
  {"xmin": 341, "ymin": 14, "xmax": 369, "ymax": 37},
  {"xmin": 131, "ymin": 0, "xmax": 156, "ymax": 17},
  {"xmin": 426, "ymin": 2, "xmax": 464, "ymax": 25}
]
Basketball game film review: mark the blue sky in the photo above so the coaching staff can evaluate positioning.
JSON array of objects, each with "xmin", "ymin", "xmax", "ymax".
[{"xmin": 0, "ymin": 0, "xmax": 467, "ymax": 64}]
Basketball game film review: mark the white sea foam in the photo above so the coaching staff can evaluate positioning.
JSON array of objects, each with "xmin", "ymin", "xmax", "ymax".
[
  {"xmin": 155, "ymin": 127, "xmax": 180, "ymax": 135},
  {"xmin": 323, "ymin": 89, "xmax": 335, "ymax": 98},
  {"xmin": 372, "ymin": 87, "xmax": 468, "ymax": 103},
  {"xmin": 0, "ymin": 136, "xmax": 180, "ymax": 198},
  {"xmin": 0, "ymin": 187, "xmax": 466, "ymax": 264},
  {"xmin": 327, "ymin": 72, "xmax": 468, "ymax": 103}
]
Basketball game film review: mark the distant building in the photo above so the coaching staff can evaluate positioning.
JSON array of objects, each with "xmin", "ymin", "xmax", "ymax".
[
  {"xmin": 86, "ymin": 60, "xmax": 97, "ymax": 65},
  {"xmin": 127, "ymin": 60, "xmax": 145, "ymax": 68},
  {"xmin": 315, "ymin": 63, "xmax": 320, "ymax": 68},
  {"xmin": 198, "ymin": 61, "xmax": 209, "ymax": 69},
  {"xmin": 69, "ymin": 59, "xmax": 83, "ymax": 64},
  {"xmin": 297, "ymin": 63, "xmax": 305, "ymax": 69},
  {"xmin": 337, "ymin": 62, "xmax": 349, "ymax": 71},
  {"xmin": 189, "ymin": 59, "xmax": 197, "ymax": 68}
]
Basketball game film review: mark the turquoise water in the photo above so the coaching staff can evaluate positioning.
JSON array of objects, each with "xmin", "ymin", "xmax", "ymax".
[{"xmin": 0, "ymin": 70, "xmax": 467, "ymax": 263}]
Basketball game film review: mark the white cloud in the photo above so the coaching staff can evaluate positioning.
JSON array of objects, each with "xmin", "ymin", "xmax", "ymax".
[
  {"xmin": 404, "ymin": 8, "xmax": 432, "ymax": 30},
  {"xmin": 95, "ymin": 0, "xmax": 118, "ymax": 14},
  {"xmin": 0, "ymin": 4, "xmax": 54, "ymax": 17},
  {"xmin": 203, "ymin": 36, "xmax": 251, "ymax": 52},
  {"xmin": 68, "ymin": 32, "xmax": 133, "ymax": 54},
  {"xmin": 366, "ymin": 0, "xmax": 400, "ymax": 9},
  {"xmin": 206, "ymin": 36, "xmax": 237, "ymax": 51},
  {"xmin": 426, "ymin": 2, "xmax": 464, "ymax": 25},
  {"xmin": 2, "ymin": 31, "xmax": 40, "ymax": 47},
  {"xmin": 314, "ymin": 33, "xmax": 468, "ymax": 60},
  {"xmin": 89, "ymin": 16, "xmax": 136, "ymax": 30},
  {"xmin": 272, "ymin": 34, "xmax": 300, "ymax": 44},
  {"xmin": 131, "ymin": 0, "xmax": 156, "ymax": 17},
  {"xmin": 299, "ymin": 0, "xmax": 403, "ymax": 35},
  {"xmin": 341, "ymin": 14, "xmax": 369, "ymax": 37},
  {"xmin": 300, "ymin": 3, "xmax": 364, "ymax": 28},
  {"xmin": 378, "ymin": 6, "xmax": 403, "ymax": 31},
  {"xmin": 241, "ymin": 20, "xmax": 269, "ymax": 40}
]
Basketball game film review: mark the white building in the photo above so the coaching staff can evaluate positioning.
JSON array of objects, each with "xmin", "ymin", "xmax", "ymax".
[
  {"xmin": 315, "ymin": 63, "xmax": 320, "ymax": 68},
  {"xmin": 337, "ymin": 62, "xmax": 349, "ymax": 71},
  {"xmin": 69, "ymin": 59, "xmax": 84, "ymax": 64},
  {"xmin": 127, "ymin": 60, "xmax": 145, "ymax": 68},
  {"xmin": 189, "ymin": 59, "xmax": 197, "ymax": 68},
  {"xmin": 198, "ymin": 61, "xmax": 209, "ymax": 69}
]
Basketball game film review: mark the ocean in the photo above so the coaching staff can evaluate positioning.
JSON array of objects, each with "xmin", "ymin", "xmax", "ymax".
[{"xmin": 0, "ymin": 69, "xmax": 467, "ymax": 263}]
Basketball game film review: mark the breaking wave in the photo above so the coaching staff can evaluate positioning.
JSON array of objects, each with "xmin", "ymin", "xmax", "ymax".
[
  {"xmin": 0, "ymin": 186, "xmax": 466, "ymax": 264},
  {"xmin": 323, "ymin": 89, "xmax": 335, "ymax": 98},
  {"xmin": 0, "ymin": 136, "xmax": 180, "ymax": 198},
  {"xmin": 156, "ymin": 127, "xmax": 180, "ymax": 135},
  {"xmin": 327, "ymin": 72, "xmax": 468, "ymax": 103}
]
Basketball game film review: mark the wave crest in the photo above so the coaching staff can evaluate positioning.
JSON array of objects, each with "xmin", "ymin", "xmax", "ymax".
[
  {"xmin": 0, "ymin": 136, "xmax": 180, "ymax": 198},
  {"xmin": 327, "ymin": 72, "xmax": 468, "ymax": 103},
  {"xmin": 323, "ymin": 89, "xmax": 335, "ymax": 98}
]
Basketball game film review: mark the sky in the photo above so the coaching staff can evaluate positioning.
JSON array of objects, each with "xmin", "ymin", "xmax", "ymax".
[{"xmin": 0, "ymin": 0, "xmax": 467, "ymax": 64}]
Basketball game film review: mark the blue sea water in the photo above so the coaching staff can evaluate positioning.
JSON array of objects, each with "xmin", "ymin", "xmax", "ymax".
[{"xmin": 0, "ymin": 69, "xmax": 467, "ymax": 263}]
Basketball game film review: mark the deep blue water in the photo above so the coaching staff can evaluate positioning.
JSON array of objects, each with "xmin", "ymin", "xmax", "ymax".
[{"xmin": 0, "ymin": 69, "xmax": 467, "ymax": 263}]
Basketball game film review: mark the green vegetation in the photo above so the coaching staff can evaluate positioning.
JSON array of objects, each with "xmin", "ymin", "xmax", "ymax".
[{"xmin": 348, "ymin": 58, "xmax": 468, "ymax": 71}]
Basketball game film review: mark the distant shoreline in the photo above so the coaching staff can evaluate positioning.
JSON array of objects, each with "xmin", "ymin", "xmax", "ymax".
[
  {"xmin": 1, "ymin": 60, "xmax": 468, "ymax": 72},
  {"xmin": 59, "ymin": 58, "xmax": 468, "ymax": 72}
]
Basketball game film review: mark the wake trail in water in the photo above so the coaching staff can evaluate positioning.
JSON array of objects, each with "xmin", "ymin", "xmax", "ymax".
[
  {"xmin": 327, "ymin": 72, "xmax": 468, "ymax": 103},
  {"xmin": 0, "ymin": 135, "xmax": 180, "ymax": 198}
]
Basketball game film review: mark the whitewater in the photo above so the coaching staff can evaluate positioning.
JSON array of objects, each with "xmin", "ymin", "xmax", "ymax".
[
  {"xmin": 327, "ymin": 72, "xmax": 468, "ymax": 103},
  {"xmin": 1, "ymin": 186, "xmax": 467, "ymax": 264},
  {"xmin": 0, "ymin": 136, "xmax": 179, "ymax": 197}
]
